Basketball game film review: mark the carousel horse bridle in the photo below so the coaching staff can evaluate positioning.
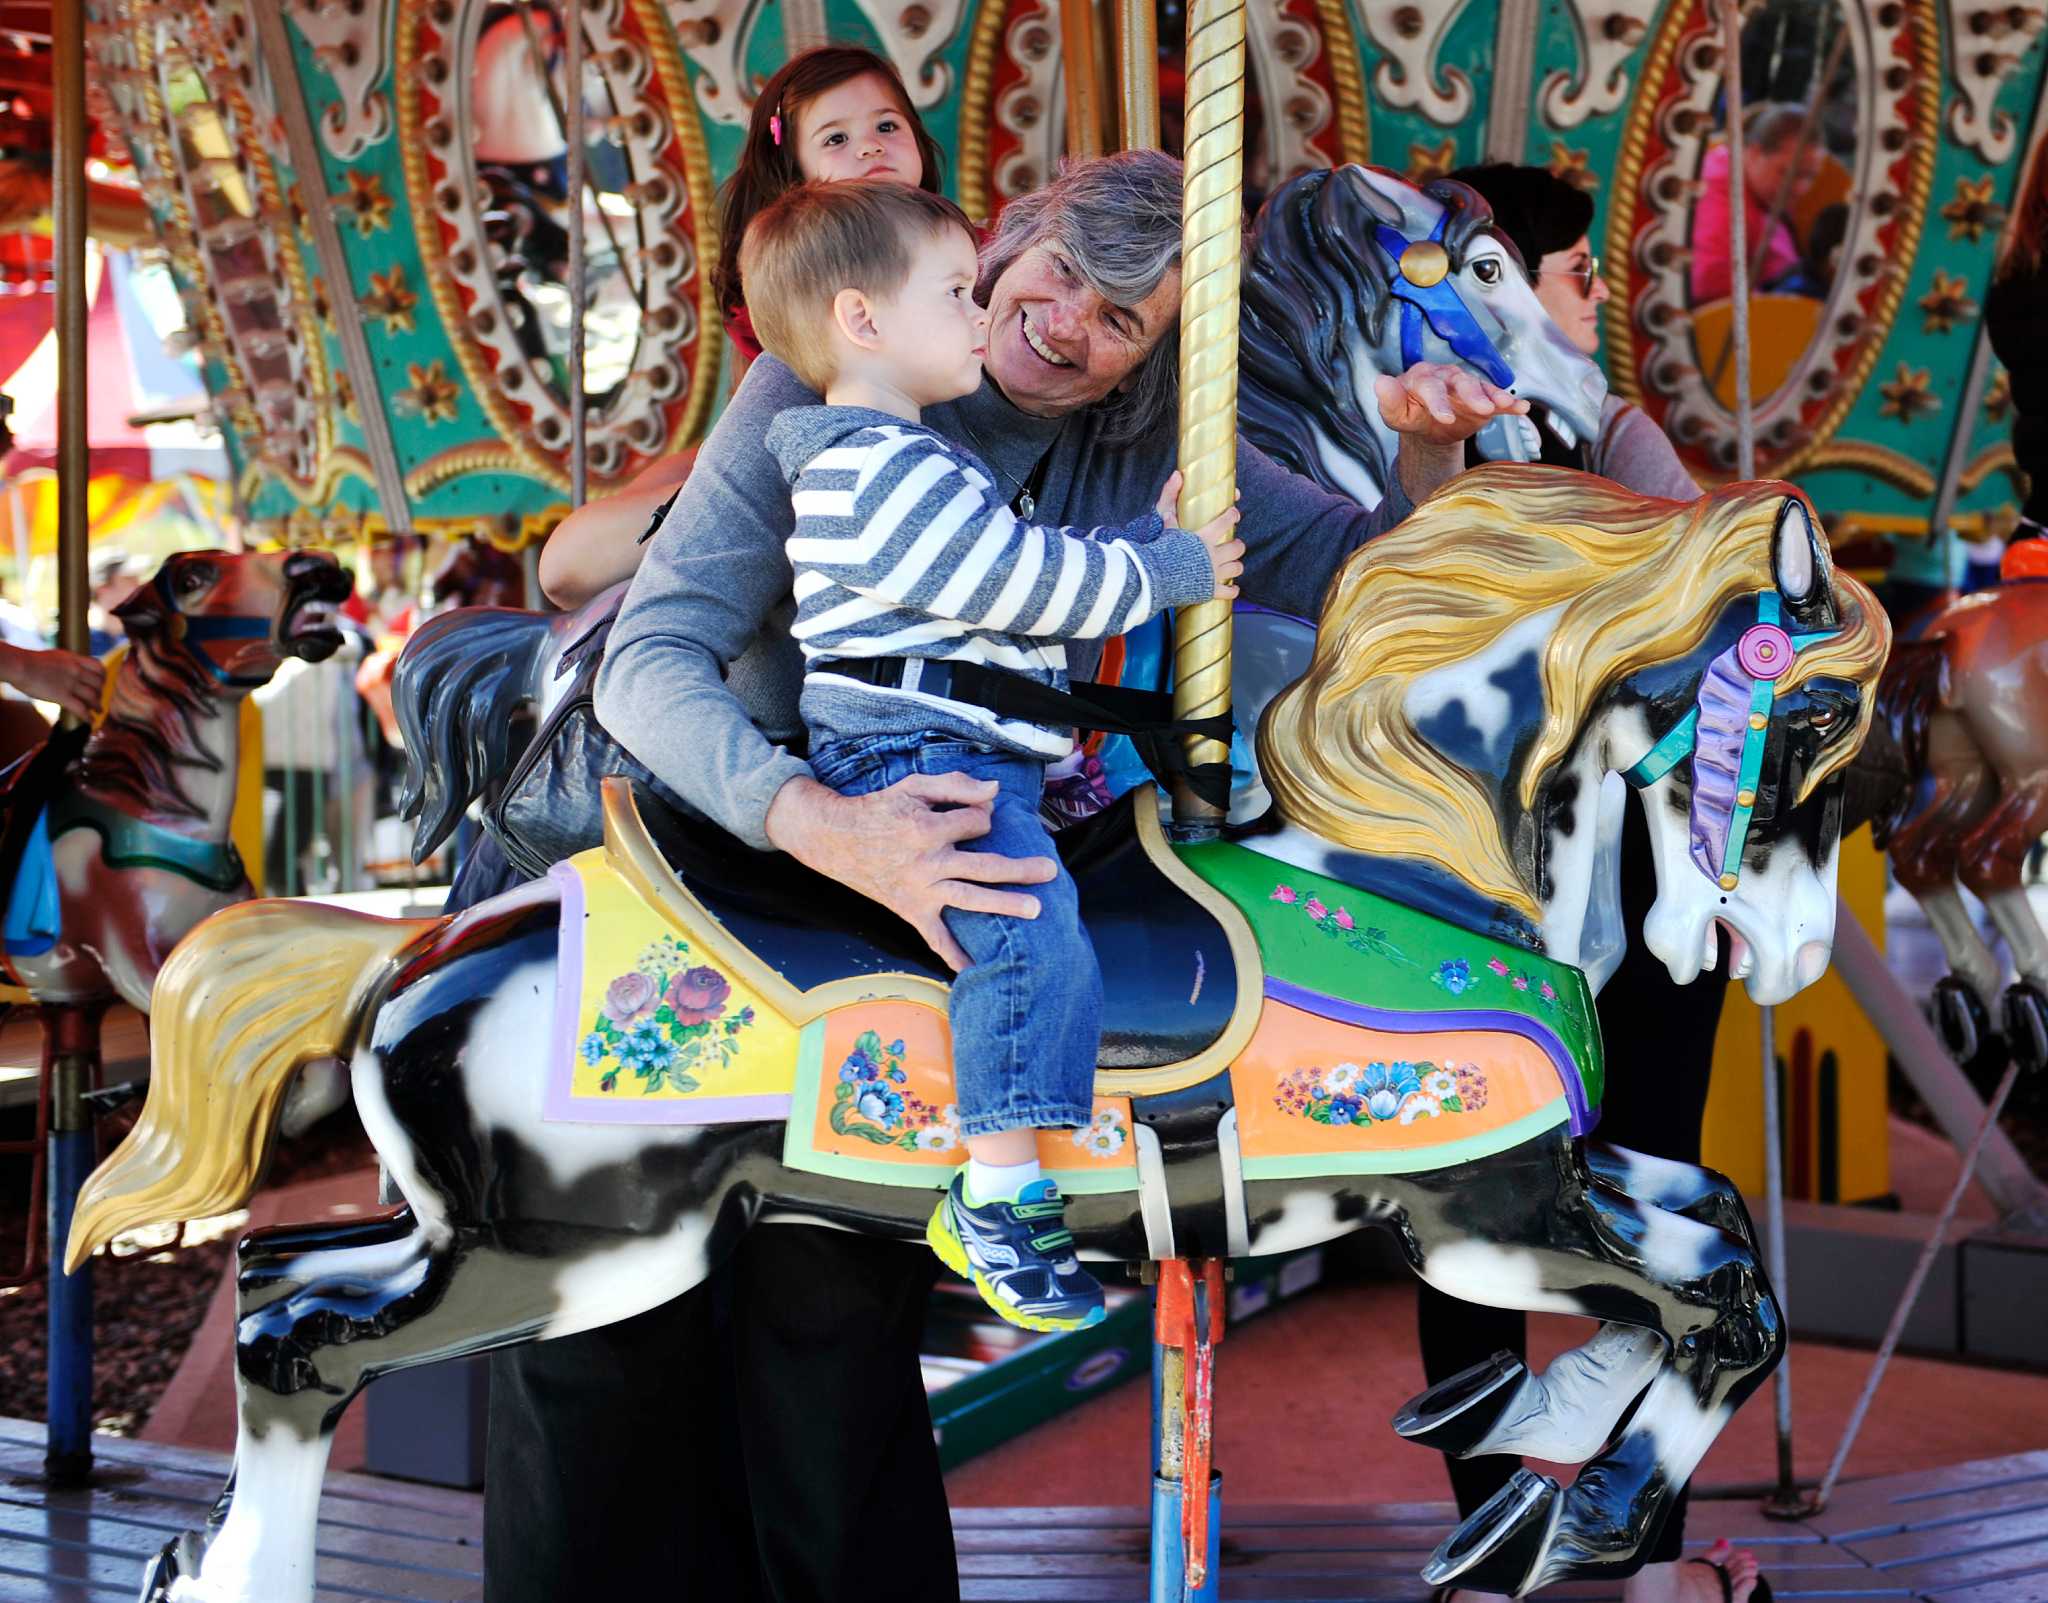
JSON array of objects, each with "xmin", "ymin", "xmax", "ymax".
[
  {"xmin": 1370, "ymin": 212, "xmax": 1517, "ymax": 389},
  {"xmin": 151, "ymin": 567, "xmax": 278, "ymax": 689},
  {"xmin": 1622, "ymin": 590, "xmax": 1839, "ymax": 891}
]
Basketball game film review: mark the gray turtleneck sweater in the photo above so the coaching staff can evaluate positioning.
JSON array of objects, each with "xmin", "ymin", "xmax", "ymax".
[{"xmin": 596, "ymin": 353, "xmax": 1413, "ymax": 848}]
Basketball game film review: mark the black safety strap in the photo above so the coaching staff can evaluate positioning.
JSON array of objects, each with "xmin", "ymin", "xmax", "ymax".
[{"xmin": 831, "ymin": 656, "xmax": 1236, "ymax": 811}]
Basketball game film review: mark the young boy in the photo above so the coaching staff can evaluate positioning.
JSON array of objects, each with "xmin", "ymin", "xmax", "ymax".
[{"xmin": 744, "ymin": 180, "xmax": 1242, "ymax": 1331}]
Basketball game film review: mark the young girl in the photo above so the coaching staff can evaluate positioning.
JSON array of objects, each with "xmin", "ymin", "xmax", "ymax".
[
  {"xmin": 714, "ymin": 45, "xmax": 947, "ymax": 375},
  {"xmin": 536, "ymin": 45, "xmax": 945, "ymax": 605}
]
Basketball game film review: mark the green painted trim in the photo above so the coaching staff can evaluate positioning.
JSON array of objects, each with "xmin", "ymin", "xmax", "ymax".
[
  {"xmin": 1240, "ymin": 1100, "xmax": 1570, "ymax": 1181},
  {"xmin": 1177, "ymin": 839, "xmax": 1604, "ymax": 1111},
  {"xmin": 781, "ymin": 1019, "xmax": 1137, "ymax": 1194}
]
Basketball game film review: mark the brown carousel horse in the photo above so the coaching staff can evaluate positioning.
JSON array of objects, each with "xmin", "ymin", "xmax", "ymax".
[
  {"xmin": 1871, "ymin": 573, "xmax": 2048, "ymax": 1091},
  {"xmin": 0, "ymin": 548, "xmax": 351, "ymax": 1147}
]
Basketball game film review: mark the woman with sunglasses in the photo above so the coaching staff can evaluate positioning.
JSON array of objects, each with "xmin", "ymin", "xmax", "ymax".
[{"xmin": 1422, "ymin": 163, "xmax": 1772, "ymax": 1603}]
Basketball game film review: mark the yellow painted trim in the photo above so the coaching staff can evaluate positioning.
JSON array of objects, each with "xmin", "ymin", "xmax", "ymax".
[{"xmin": 599, "ymin": 780, "xmax": 1266, "ymax": 1098}]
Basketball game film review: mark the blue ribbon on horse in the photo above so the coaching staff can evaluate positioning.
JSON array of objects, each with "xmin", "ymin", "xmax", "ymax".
[{"xmin": 1372, "ymin": 215, "xmax": 1516, "ymax": 390}]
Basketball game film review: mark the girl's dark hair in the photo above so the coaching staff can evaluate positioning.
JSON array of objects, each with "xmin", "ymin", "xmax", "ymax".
[{"xmin": 712, "ymin": 46, "xmax": 945, "ymax": 323}]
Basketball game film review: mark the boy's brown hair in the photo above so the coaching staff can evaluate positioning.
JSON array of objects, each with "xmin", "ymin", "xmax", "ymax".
[{"xmin": 740, "ymin": 180, "xmax": 977, "ymax": 393}]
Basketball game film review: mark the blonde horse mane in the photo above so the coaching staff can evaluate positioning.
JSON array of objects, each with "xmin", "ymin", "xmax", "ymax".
[{"xmin": 1257, "ymin": 464, "xmax": 1890, "ymax": 921}]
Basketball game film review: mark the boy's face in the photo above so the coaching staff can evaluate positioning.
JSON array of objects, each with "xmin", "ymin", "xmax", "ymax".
[{"xmin": 871, "ymin": 226, "xmax": 989, "ymax": 406}]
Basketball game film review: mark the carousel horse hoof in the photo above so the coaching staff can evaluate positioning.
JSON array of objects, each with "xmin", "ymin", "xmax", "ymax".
[
  {"xmin": 1933, "ymin": 976, "xmax": 2007, "ymax": 1085},
  {"xmin": 2000, "ymin": 982, "xmax": 2048, "ymax": 1076},
  {"xmin": 141, "ymin": 1530, "xmax": 205, "ymax": 1603},
  {"xmin": 1421, "ymin": 1466, "xmax": 1559, "ymax": 1596},
  {"xmin": 1391, "ymin": 1349, "xmax": 1530, "ymax": 1456}
]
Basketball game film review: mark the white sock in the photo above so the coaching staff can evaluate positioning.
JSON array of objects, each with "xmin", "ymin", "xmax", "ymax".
[{"xmin": 965, "ymin": 1155, "xmax": 1042, "ymax": 1205}]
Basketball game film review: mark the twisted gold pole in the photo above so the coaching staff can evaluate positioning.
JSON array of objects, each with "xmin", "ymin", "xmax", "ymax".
[{"xmin": 1168, "ymin": 0, "xmax": 1246, "ymax": 830}]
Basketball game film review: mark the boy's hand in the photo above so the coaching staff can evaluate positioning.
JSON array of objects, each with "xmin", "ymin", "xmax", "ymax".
[
  {"xmin": 1155, "ymin": 470, "xmax": 1185, "ymax": 527},
  {"xmin": 1194, "ymin": 506, "xmax": 1244, "ymax": 601}
]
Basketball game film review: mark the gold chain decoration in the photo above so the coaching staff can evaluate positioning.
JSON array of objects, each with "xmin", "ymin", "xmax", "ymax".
[
  {"xmin": 956, "ymin": 0, "xmax": 1014, "ymax": 222},
  {"xmin": 1309, "ymin": 0, "xmax": 1369, "ymax": 166},
  {"xmin": 1169, "ymin": 0, "xmax": 1247, "ymax": 825}
]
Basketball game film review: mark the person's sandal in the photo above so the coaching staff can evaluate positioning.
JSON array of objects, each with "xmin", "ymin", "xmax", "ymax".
[{"xmin": 1688, "ymin": 1553, "xmax": 1775, "ymax": 1603}]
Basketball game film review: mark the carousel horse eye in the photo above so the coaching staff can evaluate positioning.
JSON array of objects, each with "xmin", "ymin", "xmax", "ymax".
[{"xmin": 1474, "ymin": 259, "xmax": 1502, "ymax": 285}]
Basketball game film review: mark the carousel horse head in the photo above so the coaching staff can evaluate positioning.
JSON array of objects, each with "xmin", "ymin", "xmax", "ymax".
[
  {"xmin": 1259, "ymin": 466, "xmax": 1891, "ymax": 1004},
  {"xmin": 1240, "ymin": 164, "xmax": 1608, "ymax": 508},
  {"xmin": 111, "ymin": 548, "xmax": 353, "ymax": 691}
]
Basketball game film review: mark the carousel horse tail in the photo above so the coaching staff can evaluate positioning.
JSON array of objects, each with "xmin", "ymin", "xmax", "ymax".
[
  {"xmin": 393, "ymin": 605, "xmax": 559, "ymax": 861},
  {"xmin": 63, "ymin": 900, "xmax": 434, "ymax": 1272}
]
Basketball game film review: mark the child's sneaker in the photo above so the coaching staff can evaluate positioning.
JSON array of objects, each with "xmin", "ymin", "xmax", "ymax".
[{"xmin": 927, "ymin": 1172, "xmax": 1106, "ymax": 1332}]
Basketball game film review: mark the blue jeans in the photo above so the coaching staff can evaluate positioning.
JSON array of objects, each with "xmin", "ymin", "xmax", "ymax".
[{"xmin": 809, "ymin": 733, "xmax": 1101, "ymax": 1136}]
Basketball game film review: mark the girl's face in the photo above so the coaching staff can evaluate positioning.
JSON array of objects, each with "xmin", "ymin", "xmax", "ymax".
[{"xmin": 792, "ymin": 74, "xmax": 924, "ymax": 186}]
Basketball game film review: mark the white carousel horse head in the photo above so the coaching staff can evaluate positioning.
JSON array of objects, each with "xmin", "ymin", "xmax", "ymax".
[{"xmin": 1240, "ymin": 164, "xmax": 1609, "ymax": 509}]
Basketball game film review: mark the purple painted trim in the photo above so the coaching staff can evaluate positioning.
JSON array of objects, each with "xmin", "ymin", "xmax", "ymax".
[
  {"xmin": 542, "ymin": 862, "xmax": 586, "ymax": 1125},
  {"xmin": 1234, "ymin": 601, "xmax": 1315, "ymax": 628},
  {"xmin": 541, "ymin": 861, "xmax": 792, "ymax": 1126},
  {"xmin": 1263, "ymin": 976, "xmax": 1596, "ymax": 1137},
  {"xmin": 548, "ymin": 1090, "xmax": 795, "ymax": 1127}
]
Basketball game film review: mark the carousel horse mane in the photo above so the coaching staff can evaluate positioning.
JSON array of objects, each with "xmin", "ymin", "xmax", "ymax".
[
  {"xmin": 393, "ymin": 604, "xmax": 563, "ymax": 857},
  {"xmin": 1240, "ymin": 168, "xmax": 1501, "ymax": 507},
  {"xmin": 73, "ymin": 587, "xmax": 235, "ymax": 821},
  {"xmin": 1258, "ymin": 464, "xmax": 1889, "ymax": 920}
]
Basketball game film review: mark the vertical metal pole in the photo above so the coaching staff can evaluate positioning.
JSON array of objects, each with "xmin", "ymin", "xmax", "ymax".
[
  {"xmin": 1165, "ymin": 0, "xmax": 1245, "ymax": 835},
  {"xmin": 566, "ymin": 0, "xmax": 589, "ymax": 509},
  {"xmin": 1758, "ymin": 1003, "xmax": 1803, "ymax": 1515},
  {"xmin": 1061, "ymin": 0, "xmax": 1109, "ymax": 159},
  {"xmin": 1722, "ymin": 0, "xmax": 1756, "ymax": 480},
  {"xmin": 47, "ymin": 0, "xmax": 94, "ymax": 1487},
  {"xmin": 1114, "ymin": 0, "xmax": 1161, "ymax": 151},
  {"xmin": 1482, "ymin": 0, "xmax": 1539, "ymax": 164}
]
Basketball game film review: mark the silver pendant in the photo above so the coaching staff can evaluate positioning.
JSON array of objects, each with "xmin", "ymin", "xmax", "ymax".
[{"xmin": 1017, "ymin": 492, "xmax": 1035, "ymax": 520}]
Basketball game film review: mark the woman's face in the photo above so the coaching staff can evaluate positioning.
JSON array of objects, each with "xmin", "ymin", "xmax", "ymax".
[
  {"xmin": 980, "ymin": 243, "xmax": 1181, "ymax": 417},
  {"xmin": 792, "ymin": 74, "xmax": 924, "ymax": 186},
  {"xmin": 1533, "ymin": 233, "xmax": 1610, "ymax": 357}
]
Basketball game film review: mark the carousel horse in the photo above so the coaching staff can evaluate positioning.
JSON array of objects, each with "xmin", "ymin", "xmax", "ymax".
[
  {"xmin": 1869, "ymin": 577, "xmax": 2048, "ymax": 1096},
  {"xmin": 1240, "ymin": 164, "xmax": 1612, "ymax": 508},
  {"xmin": 0, "ymin": 548, "xmax": 350, "ymax": 1019},
  {"xmin": 65, "ymin": 467, "xmax": 1889, "ymax": 1602}
]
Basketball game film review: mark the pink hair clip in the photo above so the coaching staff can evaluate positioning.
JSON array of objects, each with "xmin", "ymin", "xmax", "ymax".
[{"xmin": 769, "ymin": 112, "xmax": 783, "ymax": 146}]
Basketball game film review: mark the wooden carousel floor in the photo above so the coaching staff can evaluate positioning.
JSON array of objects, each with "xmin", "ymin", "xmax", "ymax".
[{"xmin": 0, "ymin": 1418, "xmax": 2042, "ymax": 1601}]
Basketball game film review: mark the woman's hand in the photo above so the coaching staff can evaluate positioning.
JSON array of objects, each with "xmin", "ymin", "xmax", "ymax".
[
  {"xmin": 763, "ymin": 773, "xmax": 1058, "ymax": 971},
  {"xmin": 0, "ymin": 643, "xmax": 104, "ymax": 722},
  {"xmin": 1376, "ymin": 362, "xmax": 1528, "ymax": 503}
]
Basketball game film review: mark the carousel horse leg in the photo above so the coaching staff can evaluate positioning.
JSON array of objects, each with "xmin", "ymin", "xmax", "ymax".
[
  {"xmin": 1957, "ymin": 785, "xmax": 2048, "ymax": 1074},
  {"xmin": 160, "ymin": 1205, "xmax": 726, "ymax": 1603},
  {"xmin": 1399, "ymin": 1145, "xmax": 1766, "ymax": 1465},
  {"xmin": 1889, "ymin": 719, "xmax": 2003, "ymax": 1024},
  {"xmin": 1401, "ymin": 1162, "xmax": 1781, "ymax": 1595},
  {"xmin": 44, "ymin": 1000, "xmax": 107, "ymax": 1486}
]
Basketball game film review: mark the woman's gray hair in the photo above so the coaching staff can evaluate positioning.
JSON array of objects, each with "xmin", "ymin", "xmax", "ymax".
[{"xmin": 977, "ymin": 149, "xmax": 1190, "ymax": 445}]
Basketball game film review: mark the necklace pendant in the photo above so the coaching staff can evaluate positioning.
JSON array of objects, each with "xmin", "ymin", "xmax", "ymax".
[{"xmin": 1017, "ymin": 491, "xmax": 1035, "ymax": 520}]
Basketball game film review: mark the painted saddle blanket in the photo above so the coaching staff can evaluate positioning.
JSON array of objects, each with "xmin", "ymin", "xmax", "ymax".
[{"xmin": 544, "ymin": 827, "xmax": 1602, "ymax": 1192}]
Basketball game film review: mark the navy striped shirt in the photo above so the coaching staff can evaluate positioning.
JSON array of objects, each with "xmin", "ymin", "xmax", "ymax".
[{"xmin": 768, "ymin": 404, "xmax": 1214, "ymax": 759}]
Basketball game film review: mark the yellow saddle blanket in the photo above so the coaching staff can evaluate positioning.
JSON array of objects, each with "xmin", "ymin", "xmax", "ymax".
[{"xmin": 544, "ymin": 840, "xmax": 1140, "ymax": 1195}]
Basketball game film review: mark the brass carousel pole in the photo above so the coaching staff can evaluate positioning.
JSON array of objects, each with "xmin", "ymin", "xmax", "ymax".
[
  {"xmin": 1114, "ymin": 0, "xmax": 1161, "ymax": 150},
  {"xmin": 1166, "ymin": 0, "xmax": 1244, "ymax": 837},
  {"xmin": 47, "ymin": 0, "xmax": 95, "ymax": 1486}
]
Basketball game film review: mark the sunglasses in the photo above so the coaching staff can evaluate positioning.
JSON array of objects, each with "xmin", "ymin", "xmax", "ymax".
[{"xmin": 1539, "ymin": 255, "xmax": 1603, "ymax": 297}]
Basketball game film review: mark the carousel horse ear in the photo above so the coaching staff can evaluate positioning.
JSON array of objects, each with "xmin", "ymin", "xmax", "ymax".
[
  {"xmin": 1773, "ymin": 498, "xmax": 1818, "ymax": 604},
  {"xmin": 1340, "ymin": 163, "xmax": 1408, "ymax": 228},
  {"xmin": 113, "ymin": 577, "xmax": 165, "ymax": 636}
]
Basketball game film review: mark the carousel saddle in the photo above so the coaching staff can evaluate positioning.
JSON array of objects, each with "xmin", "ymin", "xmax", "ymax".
[{"xmin": 631, "ymin": 785, "xmax": 1244, "ymax": 1070}]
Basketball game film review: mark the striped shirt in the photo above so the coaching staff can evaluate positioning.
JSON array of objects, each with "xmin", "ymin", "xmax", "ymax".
[{"xmin": 767, "ymin": 404, "xmax": 1215, "ymax": 760}]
